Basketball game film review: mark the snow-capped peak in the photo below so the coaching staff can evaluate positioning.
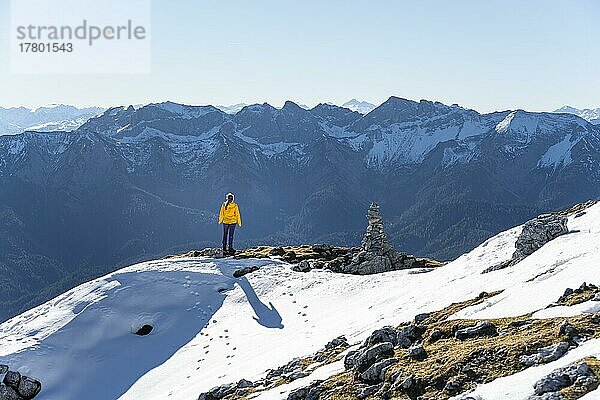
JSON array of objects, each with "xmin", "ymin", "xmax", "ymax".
[
  {"xmin": 151, "ymin": 102, "xmax": 220, "ymax": 119},
  {"xmin": 495, "ymin": 110, "xmax": 539, "ymax": 136},
  {"xmin": 553, "ymin": 105, "xmax": 600, "ymax": 125},
  {"xmin": 341, "ymin": 99, "xmax": 377, "ymax": 114}
]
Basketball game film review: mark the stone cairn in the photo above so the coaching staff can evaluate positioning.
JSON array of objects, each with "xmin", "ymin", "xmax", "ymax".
[
  {"xmin": 340, "ymin": 203, "xmax": 422, "ymax": 275},
  {"xmin": 0, "ymin": 365, "xmax": 41, "ymax": 400}
]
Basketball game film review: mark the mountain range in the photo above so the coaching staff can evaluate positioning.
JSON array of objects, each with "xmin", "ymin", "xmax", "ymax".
[
  {"xmin": 0, "ymin": 105, "xmax": 105, "ymax": 136},
  {"xmin": 553, "ymin": 106, "xmax": 600, "ymax": 125},
  {"xmin": 1, "ymin": 97, "xmax": 600, "ymax": 322}
]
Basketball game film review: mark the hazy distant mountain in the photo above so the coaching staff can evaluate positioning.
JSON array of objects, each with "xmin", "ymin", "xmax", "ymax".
[
  {"xmin": 1, "ymin": 97, "xmax": 599, "ymax": 322},
  {"xmin": 215, "ymin": 103, "xmax": 249, "ymax": 114},
  {"xmin": 342, "ymin": 99, "xmax": 377, "ymax": 114},
  {"xmin": 0, "ymin": 104, "xmax": 104, "ymax": 135},
  {"xmin": 554, "ymin": 105, "xmax": 600, "ymax": 125}
]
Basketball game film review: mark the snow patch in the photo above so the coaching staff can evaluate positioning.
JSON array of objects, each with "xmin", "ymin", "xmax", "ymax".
[{"xmin": 538, "ymin": 134, "xmax": 576, "ymax": 169}]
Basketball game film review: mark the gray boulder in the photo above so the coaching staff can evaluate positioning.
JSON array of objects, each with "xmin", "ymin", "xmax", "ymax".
[
  {"xmin": 484, "ymin": 214, "xmax": 568, "ymax": 273},
  {"xmin": 269, "ymin": 247, "xmax": 285, "ymax": 256},
  {"xmin": 355, "ymin": 342, "xmax": 395, "ymax": 372},
  {"xmin": 287, "ymin": 381, "xmax": 322, "ymax": 400},
  {"xmin": 514, "ymin": 214, "xmax": 568, "ymax": 262},
  {"xmin": 532, "ymin": 361, "xmax": 597, "ymax": 396},
  {"xmin": 407, "ymin": 344, "xmax": 427, "ymax": 360},
  {"xmin": 364, "ymin": 326, "xmax": 399, "ymax": 348},
  {"xmin": 291, "ymin": 260, "xmax": 314, "ymax": 272},
  {"xmin": 359, "ymin": 358, "xmax": 397, "ymax": 383},
  {"xmin": 520, "ymin": 342, "xmax": 569, "ymax": 366},
  {"xmin": 455, "ymin": 321, "xmax": 497, "ymax": 340}
]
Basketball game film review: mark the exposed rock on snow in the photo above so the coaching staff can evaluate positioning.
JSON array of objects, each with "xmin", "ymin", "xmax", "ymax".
[
  {"xmin": 520, "ymin": 342, "xmax": 570, "ymax": 367},
  {"xmin": 0, "ymin": 366, "xmax": 41, "ymax": 400},
  {"xmin": 286, "ymin": 380, "xmax": 322, "ymax": 400},
  {"xmin": 232, "ymin": 266, "xmax": 260, "ymax": 278},
  {"xmin": 529, "ymin": 360, "xmax": 598, "ymax": 398},
  {"xmin": 344, "ymin": 323, "xmax": 426, "ymax": 384},
  {"xmin": 484, "ymin": 214, "xmax": 568, "ymax": 273},
  {"xmin": 196, "ymin": 335, "xmax": 350, "ymax": 400}
]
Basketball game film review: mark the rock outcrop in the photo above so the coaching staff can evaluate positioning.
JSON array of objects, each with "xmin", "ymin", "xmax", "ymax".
[
  {"xmin": 0, "ymin": 366, "xmax": 41, "ymax": 400},
  {"xmin": 484, "ymin": 214, "xmax": 568, "ymax": 273},
  {"xmin": 520, "ymin": 342, "xmax": 570, "ymax": 367},
  {"xmin": 196, "ymin": 336, "xmax": 349, "ymax": 400},
  {"xmin": 528, "ymin": 360, "xmax": 598, "ymax": 399}
]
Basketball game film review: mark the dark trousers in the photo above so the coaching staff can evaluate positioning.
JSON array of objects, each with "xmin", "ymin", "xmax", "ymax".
[{"xmin": 222, "ymin": 224, "xmax": 236, "ymax": 249}]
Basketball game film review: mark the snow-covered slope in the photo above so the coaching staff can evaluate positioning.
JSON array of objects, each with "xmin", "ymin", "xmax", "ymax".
[{"xmin": 1, "ymin": 205, "xmax": 600, "ymax": 400}]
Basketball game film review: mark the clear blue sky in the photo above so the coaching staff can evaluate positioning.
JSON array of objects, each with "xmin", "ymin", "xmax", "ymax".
[{"xmin": 0, "ymin": 0, "xmax": 598, "ymax": 112}]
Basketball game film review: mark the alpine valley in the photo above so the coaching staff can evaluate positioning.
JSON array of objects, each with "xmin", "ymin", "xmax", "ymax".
[{"xmin": 1, "ymin": 97, "xmax": 600, "ymax": 323}]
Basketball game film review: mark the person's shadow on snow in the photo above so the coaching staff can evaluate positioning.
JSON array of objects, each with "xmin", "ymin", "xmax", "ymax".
[
  {"xmin": 217, "ymin": 260, "xmax": 284, "ymax": 329},
  {"xmin": 236, "ymin": 277, "xmax": 284, "ymax": 329}
]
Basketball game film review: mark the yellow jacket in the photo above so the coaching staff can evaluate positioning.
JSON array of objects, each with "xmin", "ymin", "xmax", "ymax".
[{"xmin": 219, "ymin": 202, "xmax": 242, "ymax": 226}]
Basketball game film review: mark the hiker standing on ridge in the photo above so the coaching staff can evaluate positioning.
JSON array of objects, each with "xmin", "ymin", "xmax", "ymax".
[{"xmin": 219, "ymin": 193, "xmax": 242, "ymax": 255}]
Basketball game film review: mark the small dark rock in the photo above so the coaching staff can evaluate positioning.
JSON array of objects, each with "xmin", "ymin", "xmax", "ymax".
[
  {"xmin": 398, "ymin": 374, "xmax": 415, "ymax": 390},
  {"xmin": 444, "ymin": 380, "xmax": 462, "ymax": 394},
  {"xmin": 414, "ymin": 313, "xmax": 430, "ymax": 324},
  {"xmin": 236, "ymin": 379, "xmax": 254, "ymax": 389},
  {"xmin": 324, "ymin": 336, "xmax": 349, "ymax": 351},
  {"xmin": 407, "ymin": 344, "xmax": 427, "ymax": 361},
  {"xmin": 428, "ymin": 328, "xmax": 443, "ymax": 343},
  {"xmin": 282, "ymin": 251, "xmax": 297, "ymax": 261},
  {"xmin": 364, "ymin": 327, "xmax": 399, "ymax": 348},
  {"xmin": 357, "ymin": 383, "xmax": 383, "ymax": 399},
  {"xmin": 269, "ymin": 247, "xmax": 285, "ymax": 256},
  {"xmin": 233, "ymin": 266, "xmax": 259, "ymax": 277},
  {"xmin": 558, "ymin": 320, "xmax": 576, "ymax": 338},
  {"xmin": 291, "ymin": 260, "xmax": 313, "ymax": 273}
]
